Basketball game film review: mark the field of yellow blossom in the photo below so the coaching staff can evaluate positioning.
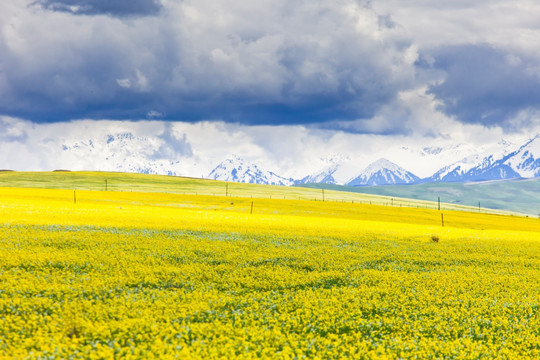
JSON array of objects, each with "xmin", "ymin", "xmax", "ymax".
[{"xmin": 0, "ymin": 172, "xmax": 539, "ymax": 358}]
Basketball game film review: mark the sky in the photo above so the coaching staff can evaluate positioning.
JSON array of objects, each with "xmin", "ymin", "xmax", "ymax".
[{"xmin": 1, "ymin": 0, "xmax": 540, "ymax": 178}]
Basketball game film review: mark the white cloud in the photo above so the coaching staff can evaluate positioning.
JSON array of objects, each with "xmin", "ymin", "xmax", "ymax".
[
  {"xmin": 0, "ymin": 0, "xmax": 419, "ymax": 125},
  {"xmin": 1, "ymin": 0, "xmax": 540, "ymax": 172},
  {"xmin": 146, "ymin": 110, "xmax": 165, "ymax": 119},
  {"xmin": 372, "ymin": 1, "xmax": 540, "ymax": 52},
  {"xmin": 116, "ymin": 78, "xmax": 131, "ymax": 88},
  {"xmin": 1, "ymin": 116, "xmax": 537, "ymax": 179}
]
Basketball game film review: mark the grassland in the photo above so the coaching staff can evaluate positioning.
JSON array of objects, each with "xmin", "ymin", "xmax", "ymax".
[
  {"xmin": 1, "ymin": 172, "xmax": 539, "ymax": 358},
  {"xmin": 298, "ymin": 178, "xmax": 540, "ymax": 216},
  {"xmin": 0, "ymin": 171, "xmax": 517, "ymax": 215}
]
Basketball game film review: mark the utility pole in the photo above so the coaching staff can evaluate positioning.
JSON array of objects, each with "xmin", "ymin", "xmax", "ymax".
[
  {"xmin": 438, "ymin": 196, "xmax": 440, "ymax": 211},
  {"xmin": 441, "ymin": 213, "xmax": 444, "ymax": 227},
  {"xmin": 250, "ymin": 201, "xmax": 253, "ymax": 215},
  {"xmin": 105, "ymin": 179, "xmax": 108, "ymax": 191},
  {"xmin": 322, "ymin": 189, "xmax": 325, "ymax": 202}
]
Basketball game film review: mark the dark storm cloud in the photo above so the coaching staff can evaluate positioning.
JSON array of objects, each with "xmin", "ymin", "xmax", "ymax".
[
  {"xmin": 32, "ymin": 0, "xmax": 162, "ymax": 17},
  {"xmin": 0, "ymin": 0, "xmax": 416, "ymax": 126},
  {"xmin": 427, "ymin": 44, "xmax": 540, "ymax": 127}
]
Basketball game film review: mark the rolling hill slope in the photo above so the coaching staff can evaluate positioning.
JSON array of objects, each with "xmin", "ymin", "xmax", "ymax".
[
  {"xmin": 298, "ymin": 178, "xmax": 540, "ymax": 215},
  {"xmin": 0, "ymin": 171, "xmax": 516, "ymax": 215}
]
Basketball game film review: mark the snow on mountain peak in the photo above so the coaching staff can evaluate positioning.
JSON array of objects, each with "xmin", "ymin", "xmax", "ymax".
[
  {"xmin": 498, "ymin": 134, "xmax": 540, "ymax": 178},
  {"xmin": 515, "ymin": 134, "xmax": 540, "ymax": 158},
  {"xmin": 207, "ymin": 156, "xmax": 293, "ymax": 186},
  {"xmin": 297, "ymin": 163, "xmax": 341, "ymax": 185},
  {"xmin": 59, "ymin": 133, "xmax": 188, "ymax": 176},
  {"xmin": 346, "ymin": 158, "xmax": 420, "ymax": 186},
  {"xmin": 296, "ymin": 159, "xmax": 363, "ymax": 185},
  {"xmin": 53, "ymin": 131, "xmax": 540, "ymax": 186},
  {"xmin": 361, "ymin": 158, "xmax": 402, "ymax": 176}
]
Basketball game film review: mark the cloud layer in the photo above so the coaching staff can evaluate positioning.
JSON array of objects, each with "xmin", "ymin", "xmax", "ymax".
[
  {"xmin": 32, "ymin": 0, "xmax": 163, "ymax": 17},
  {"xmin": 426, "ymin": 45, "xmax": 540, "ymax": 127},
  {"xmin": 0, "ymin": 0, "xmax": 539, "ymax": 133},
  {"xmin": 1, "ymin": 116, "xmax": 534, "ymax": 179}
]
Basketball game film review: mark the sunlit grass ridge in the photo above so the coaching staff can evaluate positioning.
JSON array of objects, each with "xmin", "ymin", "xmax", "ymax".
[{"xmin": 0, "ymin": 171, "xmax": 519, "ymax": 214}]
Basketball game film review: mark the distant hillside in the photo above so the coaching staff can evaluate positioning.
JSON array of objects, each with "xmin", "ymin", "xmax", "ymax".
[
  {"xmin": 297, "ymin": 178, "xmax": 540, "ymax": 215},
  {"xmin": 0, "ymin": 170, "xmax": 516, "ymax": 215}
]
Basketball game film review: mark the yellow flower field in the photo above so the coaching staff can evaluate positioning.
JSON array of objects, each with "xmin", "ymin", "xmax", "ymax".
[{"xmin": 0, "ymin": 184, "xmax": 539, "ymax": 359}]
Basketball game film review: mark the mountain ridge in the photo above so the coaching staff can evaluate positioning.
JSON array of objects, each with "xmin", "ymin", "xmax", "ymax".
[
  {"xmin": 207, "ymin": 156, "xmax": 294, "ymax": 186},
  {"xmin": 203, "ymin": 135, "xmax": 540, "ymax": 186},
  {"xmin": 346, "ymin": 158, "xmax": 420, "ymax": 186},
  {"xmin": 53, "ymin": 131, "xmax": 540, "ymax": 187}
]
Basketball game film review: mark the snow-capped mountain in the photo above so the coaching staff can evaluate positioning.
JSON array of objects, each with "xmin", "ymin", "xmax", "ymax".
[
  {"xmin": 346, "ymin": 158, "xmax": 420, "ymax": 186},
  {"xmin": 427, "ymin": 153, "xmax": 518, "ymax": 182},
  {"xmin": 458, "ymin": 158, "xmax": 519, "ymax": 182},
  {"xmin": 297, "ymin": 163, "xmax": 341, "ymax": 184},
  {"xmin": 207, "ymin": 156, "xmax": 294, "ymax": 186},
  {"xmin": 448, "ymin": 134, "xmax": 540, "ymax": 182},
  {"xmin": 498, "ymin": 134, "xmax": 540, "ymax": 177},
  {"xmin": 428, "ymin": 154, "xmax": 487, "ymax": 182},
  {"xmin": 427, "ymin": 139, "xmax": 518, "ymax": 182},
  {"xmin": 60, "ymin": 132, "xmax": 190, "ymax": 176},
  {"xmin": 54, "ymin": 129, "xmax": 540, "ymax": 187},
  {"xmin": 296, "ymin": 160, "xmax": 362, "ymax": 185}
]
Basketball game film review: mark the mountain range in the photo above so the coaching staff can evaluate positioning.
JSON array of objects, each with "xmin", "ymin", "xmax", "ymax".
[
  {"xmin": 60, "ymin": 132, "xmax": 186, "ymax": 176},
  {"xmin": 207, "ymin": 155, "xmax": 294, "ymax": 186},
  {"xmin": 209, "ymin": 135, "xmax": 540, "ymax": 186},
  {"xmin": 425, "ymin": 135, "xmax": 540, "ymax": 183},
  {"xmin": 57, "ymin": 131, "xmax": 540, "ymax": 187}
]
